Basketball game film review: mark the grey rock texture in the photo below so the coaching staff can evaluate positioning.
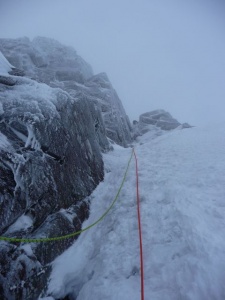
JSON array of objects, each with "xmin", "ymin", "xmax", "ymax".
[
  {"xmin": 140, "ymin": 109, "xmax": 181, "ymax": 130},
  {"xmin": 44, "ymin": 72, "xmax": 133, "ymax": 147},
  {"xmin": 0, "ymin": 37, "xmax": 93, "ymax": 84},
  {"xmin": 0, "ymin": 46, "xmax": 111, "ymax": 299},
  {"xmin": 0, "ymin": 37, "xmax": 132, "ymax": 146},
  {"xmin": 84, "ymin": 73, "xmax": 133, "ymax": 146},
  {"xmin": 133, "ymin": 109, "xmax": 191, "ymax": 137}
]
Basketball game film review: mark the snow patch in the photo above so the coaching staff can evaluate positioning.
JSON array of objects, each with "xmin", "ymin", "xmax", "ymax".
[
  {"xmin": 0, "ymin": 132, "xmax": 10, "ymax": 150},
  {"xmin": 6, "ymin": 214, "xmax": 33, "ymax": 234},
  {"xmin": 20, "ymin": 244, "xmax": 34, "ymax": 256},
  {"xmin": 25, "ymin": 125, "xmax": 41, "ymax": 150},
  {"xmin": 10, "ymin": 126, "xmax": 27, "ymax": 143}
]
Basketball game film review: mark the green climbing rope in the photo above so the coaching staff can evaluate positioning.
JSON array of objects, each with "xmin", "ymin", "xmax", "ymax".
[{"xmin": 0, "ymin": 150, "xmax": 134, "ymax": 243}]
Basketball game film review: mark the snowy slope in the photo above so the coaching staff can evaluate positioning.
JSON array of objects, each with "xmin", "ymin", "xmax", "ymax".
[{"xmin": 44, "ymin": 124, "xmax": 225, "ymax": 300}]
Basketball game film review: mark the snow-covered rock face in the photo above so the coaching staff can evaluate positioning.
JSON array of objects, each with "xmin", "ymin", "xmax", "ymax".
[
  {"xmin": 85, "ymin": 73, "xmax": 132, "ymax": 146},
  {"xmin": 140, "ymin": 109, "xmax": 181, "ymax": 130},
  {"xmin": 0, "ymin": 50, "xmax": 24, "ymax": 86},
  {"xmin": 133, "ymin": 109, "xmax": 191, "ymax": 137},
  {"xmin": 45, "ymin": 71, "xmax": 133, "ymax": 147},
  {"xmin": 0, "ymin": 50, "xmax": 110, "ymax": 299},
  {"xmin": 0, "ymin": 37, "xmax": 132, "ymax": 147},
  {"xmin": 0, "ymin": 37, "xmax": 93, "ymax": 84}
]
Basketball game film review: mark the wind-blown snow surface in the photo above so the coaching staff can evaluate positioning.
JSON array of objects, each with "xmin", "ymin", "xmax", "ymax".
[{"xmin": 44, "ymin": 125, "xmax": 225, "ymax": 300}]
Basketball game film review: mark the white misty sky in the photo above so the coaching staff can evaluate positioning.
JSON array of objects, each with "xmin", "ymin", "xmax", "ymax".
[{"xmin": 0, "ymin": 0, "xmax": 225, "ymax": 125}]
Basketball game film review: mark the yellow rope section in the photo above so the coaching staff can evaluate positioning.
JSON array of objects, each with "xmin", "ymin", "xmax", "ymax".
[{"xmin": 0, "ymin": 150, "xmax": 134, "ymax": 243}]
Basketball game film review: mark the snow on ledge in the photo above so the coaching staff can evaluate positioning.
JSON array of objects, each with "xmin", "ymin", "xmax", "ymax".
[{"xmin": 6, "ymin": 214, "xmax": 33, "ymax": 234}]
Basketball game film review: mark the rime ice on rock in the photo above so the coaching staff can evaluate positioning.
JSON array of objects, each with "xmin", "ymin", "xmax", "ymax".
[
  {"xmin": 133, "ymin": 109, "xmax": 191, "ymax": 138},
  {"xmin": 0, "ymin": 43, "xmax": 110, "ymax": 300},
  {"xmin": 0, "ymin": 37, "xmax": 132, "ymax": 147}
]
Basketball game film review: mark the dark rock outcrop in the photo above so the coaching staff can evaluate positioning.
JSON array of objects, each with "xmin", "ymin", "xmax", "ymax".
[{"xmin": 0, "ymin": 47, "xmax": 111, "ymax": 299}]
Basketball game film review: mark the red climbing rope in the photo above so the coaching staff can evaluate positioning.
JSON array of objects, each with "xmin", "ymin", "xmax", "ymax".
[{"xmin": 133, "ymin": 148, "xmax": 145, "ymax": 300}]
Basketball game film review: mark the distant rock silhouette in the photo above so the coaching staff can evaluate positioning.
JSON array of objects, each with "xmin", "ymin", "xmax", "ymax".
[{"xmin": 133, "ymin": 109, "xmax": 191, "ymax": 137}]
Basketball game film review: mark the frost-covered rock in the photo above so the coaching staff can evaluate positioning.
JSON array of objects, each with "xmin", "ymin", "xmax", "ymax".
[
  {"xmin": 140, "ymin": 109, "xmax": 181, "ymax": 130},
  {"xmin": 0, "ymin": 54, "xmax": 109, "ymax": 299},
  {"xmin": 133, "ymin": 109, "xmax": 191, "ymax": 137},
  {"xmin": 0, "ymin": 37, "xmax": 134, "ymax": 299},
  {"xmin": 0, "ymin": 37, "xmax": 93, "ymax": 84},
  {"xmin": 0, "ymin": 37, "xmax": 132, "ymax": 147},
  {"xmin": 0, "ymin": 50, "xmax": 24, "ymax": 85},
  {"xmin": 85, "ymin": 73, "xmax": 132, "ymax": 146},
  {"xmin": 41, "ymin": 71, "xmax": 133, "ymax": 147}
]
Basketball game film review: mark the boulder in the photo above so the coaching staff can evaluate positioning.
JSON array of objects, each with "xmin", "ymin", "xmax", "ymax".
[
  {"xmin": 139, "ymin": 109, "xmax": 181, "ymax": 130},
  {"xmin": 133, "ymin": 109, "xmax": 192, "ymax": 137}
]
